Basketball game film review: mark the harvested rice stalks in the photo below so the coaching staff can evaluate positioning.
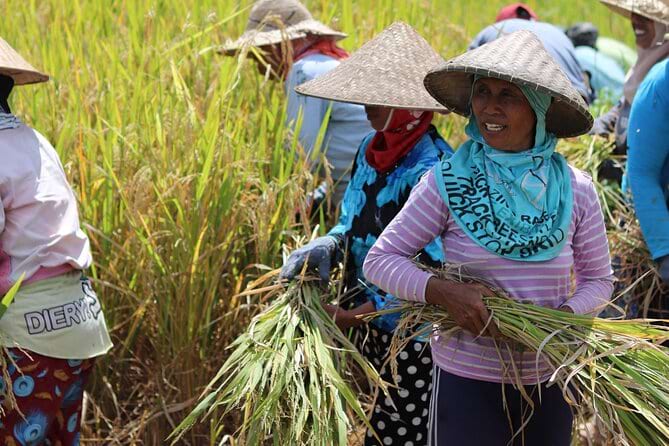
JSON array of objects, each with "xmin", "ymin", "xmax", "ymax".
[
  {"xmin": 171, "ymin": 272, "xmax": 384, "ymax": 445},
  {"xmin": 377, "ymin": 264, "xmax": 669, "ymax": 446}
]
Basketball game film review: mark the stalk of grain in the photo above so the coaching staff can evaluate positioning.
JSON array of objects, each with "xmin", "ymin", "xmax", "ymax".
[
  {"xmin": 171, "ymin": 274, "xmax": 385, "ymax": 445},
  {"xmin": 375, "ymin": 264, "xmax": 669, "ymax": 446}
]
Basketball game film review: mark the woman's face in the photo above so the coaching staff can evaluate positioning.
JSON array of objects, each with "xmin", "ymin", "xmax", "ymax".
[
  {"xmin": 631, "ymin": 13, "xmax": 656, "ymax": 49},
  {"xmin": 364, "ymin": 105, "xmax": 393, "ymax": 132},
  {"xmin": 470, "ymin": 78, "xmax": 536, "ymax": 152}
]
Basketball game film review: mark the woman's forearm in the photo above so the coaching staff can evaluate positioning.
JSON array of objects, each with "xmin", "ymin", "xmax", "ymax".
[{"xmin": 363, "ymin": 171, "xmax": 448, "ymax": 302}]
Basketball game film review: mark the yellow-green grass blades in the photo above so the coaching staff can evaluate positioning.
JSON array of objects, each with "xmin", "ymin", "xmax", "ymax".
[
  {"xmin": 0, "ymin": 273, "xmax": 24, "ymax": 320},
  {"xmin": 3, "ymin": 0, "xmax": 638, "ymax": 442},
  {"xmin": 170, "ymin": 275, "xmax": 384, "ymax": 445},
  {"xmin": 375, "ymin": 265, "xmax": 669, "ymax": 446}
]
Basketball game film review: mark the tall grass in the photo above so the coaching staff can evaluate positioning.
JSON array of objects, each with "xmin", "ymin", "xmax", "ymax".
[{"xmin": 4, "ymin": 0, "xmax": 634, "ymax": 443}]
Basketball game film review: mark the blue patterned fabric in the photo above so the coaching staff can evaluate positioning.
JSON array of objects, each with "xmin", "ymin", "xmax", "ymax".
[{"xmin": 329, "ymin": 127, "xmax": 453, "ymax": 332}]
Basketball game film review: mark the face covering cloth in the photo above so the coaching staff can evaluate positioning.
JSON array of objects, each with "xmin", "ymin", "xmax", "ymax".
[{"xmin": 365, "ymin": 109, "xmax": 434, "ymax": 173}]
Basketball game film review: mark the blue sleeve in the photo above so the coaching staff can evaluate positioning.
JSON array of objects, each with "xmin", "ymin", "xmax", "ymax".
[
  {"xmin": 285, "ymin": 59, "xmax": 338, "ymax": 157},
  {"xmin": 627, "ymin": 61, "xmax": 669, "ymax": 260},
  {"xmin": 469, "ymin": 27, "xmax": 492, "ymax": 50}
]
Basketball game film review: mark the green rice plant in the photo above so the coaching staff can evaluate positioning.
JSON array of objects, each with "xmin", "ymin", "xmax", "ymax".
[
  {"xmin": 3, "ymin": 0, "xmax": 637, "ymax": 442},
  {"xmin": 376, "ymin": 265, "xmax": 669, "ymax": 446},
  {"xmin": 170, "ymin": 273, "xmax": 385, "ymax": 445}
]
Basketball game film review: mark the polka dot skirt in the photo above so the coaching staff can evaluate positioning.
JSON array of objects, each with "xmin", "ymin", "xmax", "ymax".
[{"xmin": 354, "ymin": 326, "xmax": 433, "ymax": 446}]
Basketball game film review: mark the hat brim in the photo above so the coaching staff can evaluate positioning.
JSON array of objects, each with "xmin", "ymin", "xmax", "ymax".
[
  {"xmin": 296, "ymin": 87, "xmax": 447, "ymax": 112},
  {"xmin": 600, "ymin": 0, "xmax": 669, "ymax": 26},
  {"xmin": 0, "ymin": 67, "xmax": 49, "ymax": 85},
  {"xmin": 220, "ymin": 20, "xmax": 347, "ymax": 56},
  {"xmin": 424, "ymin": 67, "xmax": 593, "ymax": 138}
]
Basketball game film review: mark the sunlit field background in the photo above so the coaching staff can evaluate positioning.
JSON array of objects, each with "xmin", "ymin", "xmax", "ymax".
[{"xmin": 4, "ymin": 0, "xmax": 637, "ymax": 444}]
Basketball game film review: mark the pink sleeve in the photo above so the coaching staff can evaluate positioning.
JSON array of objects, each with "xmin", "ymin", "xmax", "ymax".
[
  {"xmin": 563, "ymin": 175, "xmax": 615, "ymax": 315},
  {"xmin": 363, "ymin": 170, "xmax": 449, "ymax": 302}
]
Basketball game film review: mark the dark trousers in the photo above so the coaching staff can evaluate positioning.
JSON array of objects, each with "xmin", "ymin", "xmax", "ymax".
[{"xmin": 429, "ymin": 368, "xmax": 573, "ymax": 446}]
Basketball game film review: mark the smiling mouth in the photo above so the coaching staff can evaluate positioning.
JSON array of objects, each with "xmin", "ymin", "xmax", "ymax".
[
  {"xmin": 634, "ymin": 28, "xmax": 647, "ymax": 36},
  {"xmin": 484, "ymin": 123, "xmax": 506, "ymax": 133}
]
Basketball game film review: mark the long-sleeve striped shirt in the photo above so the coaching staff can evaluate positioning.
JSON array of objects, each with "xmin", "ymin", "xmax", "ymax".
[{"xmin": 363, "ymin": 167, "xmax": 615, "ymax": 384}]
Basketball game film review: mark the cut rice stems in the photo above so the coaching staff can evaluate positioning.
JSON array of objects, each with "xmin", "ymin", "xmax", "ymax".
[
  {"xmin": 170, "ymin": 272, "xmax": 385, "ymax": 445},
  {"xmin": 374, "ymin": 264, "xmax": 669, "ymax": 446}
]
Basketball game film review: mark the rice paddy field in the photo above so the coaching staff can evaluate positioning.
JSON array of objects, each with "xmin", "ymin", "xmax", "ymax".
[{"xmin": 3, "ymin": 0, "xmax": 650, "ymax": 444}]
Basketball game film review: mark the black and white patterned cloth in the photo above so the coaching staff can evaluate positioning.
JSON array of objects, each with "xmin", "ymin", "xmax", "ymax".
[{"xmin": 355, "ymin": 326, "xmax": 433, "ymax": 446}]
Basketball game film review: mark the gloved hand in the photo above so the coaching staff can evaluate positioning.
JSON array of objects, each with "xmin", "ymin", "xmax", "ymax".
[
  {"xmin": 280, "ymin": 235, "xmax": 340, "ymax": 284},
  {"xmin": 589, "ymin": 116, "xmax": 613, "ymax": 136},
  {"xmin": 659, "ymin": 256, "xmax": 669, "ymax": 287},
  {"xmin": 589, "ymin": 101, "xmax": 622, "ymax": 137}
]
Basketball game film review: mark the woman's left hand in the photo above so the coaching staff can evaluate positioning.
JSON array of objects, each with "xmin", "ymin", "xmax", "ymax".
[{"xmin": 323, "ymin": 301, "xmax": 375, "ymax": 331}]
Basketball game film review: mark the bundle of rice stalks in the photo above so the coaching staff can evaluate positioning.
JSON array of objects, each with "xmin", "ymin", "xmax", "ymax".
[
  {"xmin": 170, "ymin": 272, "xmax": 384, "ymax": 445},
  {"xmin": 379, "ymin": 265, "xmax": 669, "ymax": 446},
  {"xmin": 0, "ymin": 275, "xmax": 26, "ymax": 416}
]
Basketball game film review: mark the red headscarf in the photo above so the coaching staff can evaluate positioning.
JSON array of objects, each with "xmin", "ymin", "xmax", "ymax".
[
  {"xmin": 495, "ymin": 3, "xmax": 538, "ymax": 22},
  {"xmin": 366, "ymin": 110, "xmax": 434, "ymax": 173},
  {"xmin": 294, "ymin": 38, "xmax": 349, "ymax": 63}
]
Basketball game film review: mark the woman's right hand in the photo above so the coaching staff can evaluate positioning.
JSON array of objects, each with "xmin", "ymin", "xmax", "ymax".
[{"xmin": 425, "ymin": 277, "xmax": 501, "ymax": 338}]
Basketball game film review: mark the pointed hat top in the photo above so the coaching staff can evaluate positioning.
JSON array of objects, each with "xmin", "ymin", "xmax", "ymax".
[
  {"xmin": 424, "ymin": 30, "xmax": 593, "ymax": 137},
  {"xmin": 295, "ymin": 22, "xmax": 447, "ymax": 111}
]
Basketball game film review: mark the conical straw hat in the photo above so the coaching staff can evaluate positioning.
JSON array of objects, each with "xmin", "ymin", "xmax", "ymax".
[
  {"xmin": 600, "ymin": 0, "xmax": 669, "ymax": 26},
  {"xmin": 0, "ymin": 38, "xmax": 48, "ymax": 85},
  {"xmin": 221, "ymin": 0, "xmax": 346, "ymax": 56},
  {"xmin": 295, "ymin": 22, "xmax": 447, "ymax": 111},
  {"xmin": 424, "ymin": 30, "xmax": 593, "ymax": 137}
]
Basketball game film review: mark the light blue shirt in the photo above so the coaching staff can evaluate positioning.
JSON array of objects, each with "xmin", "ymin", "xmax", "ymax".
[
  {"xmin": 286, "ymin": 54, "xmax": 372, "ymax": 203},
  {"xmin": 470, "ymin": 20, "xmax": 590, "ymax": 101},
  {"xmin": 627, "ymin": 59, "xmax": 669, "ymax": 260},
  {"xmin": 575, "ymin": 46, "xmax": 625, "ymax": 99}
]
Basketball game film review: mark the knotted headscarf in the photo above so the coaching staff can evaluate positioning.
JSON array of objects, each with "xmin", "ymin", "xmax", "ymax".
[{"xmin": 434, "ymin": 78, "xmax": 573, "ymax": 261}]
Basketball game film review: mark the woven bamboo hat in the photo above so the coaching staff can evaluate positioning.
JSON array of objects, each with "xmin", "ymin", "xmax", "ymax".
[
  {"xmin": 0, "ymin": 38, "xmax": 48, "ymax": 85},
  {"xmin": 295, "ymin": 22, "xmax": 447, "ymax": 111},
  {"xmin": 424, "ymin": 30, "xmax": 593, "ymax": 137},
  {"xmin": 221, "ymin": 0, "xmax": 346, "ymax": 56},
  {"xmin": 600, "ymin": 0, "xmax": 669, "ymax": 26}
]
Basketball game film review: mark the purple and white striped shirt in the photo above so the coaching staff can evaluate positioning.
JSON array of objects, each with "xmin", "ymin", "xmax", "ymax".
[{"xmin": 363, "ymin": 167, "xmax": 615, "ymax": 384}]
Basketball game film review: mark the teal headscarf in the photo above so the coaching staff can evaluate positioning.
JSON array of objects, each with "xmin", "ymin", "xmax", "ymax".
[{"xmin": 434, "ymin": 78, "xmax": 573, "ymax": 261}]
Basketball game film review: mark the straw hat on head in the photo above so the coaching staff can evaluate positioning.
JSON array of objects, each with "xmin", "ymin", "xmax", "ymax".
[
  {"xmin": 424, "ymin": 30, "xmax": 593, "ymax": 137},
  {"xmin": 221, "ymin": 0, "xmax": 346, "ymax": 56},
  {"xmin": 0, "ymin": 38, "xmax": 48, "ymax": 85},
  {"xmin": 295, "ymin": 22, "xmax": 447, "ymax": 112},
  {"xmin": 599, "ymin": 0, "xmax": 669, "ymax": 26}
]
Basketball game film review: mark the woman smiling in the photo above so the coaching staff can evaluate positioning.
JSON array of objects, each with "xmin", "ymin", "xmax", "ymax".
[{"xmin": 363, "ymin": 31, "xmax": 615, "ymax": 445}]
